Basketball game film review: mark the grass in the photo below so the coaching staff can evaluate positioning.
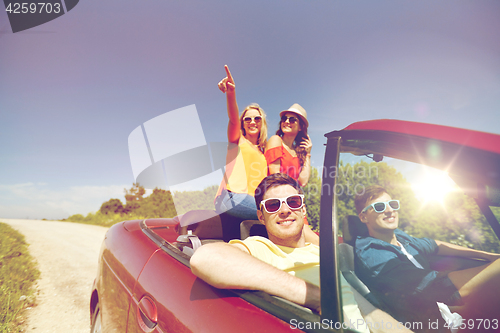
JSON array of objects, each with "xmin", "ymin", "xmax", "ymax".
[
  {"xmin": 63, "ymin": 211, "xmax": 146, "ymax": 227},
  {"xmin": 0, "ymin": 223, "xmax": 40, "ymax": 333}
]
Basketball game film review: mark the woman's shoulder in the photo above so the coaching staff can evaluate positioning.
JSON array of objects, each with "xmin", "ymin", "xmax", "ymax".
[{"xmin": 266, "ymin": 135, "xmax": 283, "ymax": 148}]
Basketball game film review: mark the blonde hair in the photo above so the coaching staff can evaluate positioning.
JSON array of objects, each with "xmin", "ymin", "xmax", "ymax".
[{"xmin": 240, "ymin": 103, "xmax": 268, "ymax": 151}]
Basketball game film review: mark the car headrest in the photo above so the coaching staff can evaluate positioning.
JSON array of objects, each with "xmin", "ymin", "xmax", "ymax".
[
  {"xmin": 342, "ymin": 215, "xmax": 369, "ymax": 246},
  {"xmin": 240, "ymin": 220, "xmax": 268, "ymax": 240}
]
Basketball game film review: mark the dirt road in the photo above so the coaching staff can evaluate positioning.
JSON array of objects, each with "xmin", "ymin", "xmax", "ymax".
[{"xmin": 1, "ymin": 219, "xmax": 108, "ymax": 333}]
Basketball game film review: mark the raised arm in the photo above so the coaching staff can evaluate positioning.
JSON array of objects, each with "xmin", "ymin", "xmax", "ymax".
[
  {"xmin": 218, "ymin": 65, "xmax": 240, "ymax": 144},
  {"xmin": 435, "ymin": 240, "xmax": 500, "ymax": 262},
  {"xmin": 297, "ymin": 134, "xmax": 312, "ymax": 187},
  {"xmin": 190, "ymin": 242, "xmax": 321, "ymax": 312}
]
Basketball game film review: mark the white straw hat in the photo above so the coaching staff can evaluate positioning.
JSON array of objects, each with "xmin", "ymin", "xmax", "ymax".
[{"xmin": 279, "ymin": 103, "xmax": 308, "ymax": 128}]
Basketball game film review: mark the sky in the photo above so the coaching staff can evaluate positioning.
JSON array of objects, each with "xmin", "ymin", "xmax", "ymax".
[{"xmin": 1, "ymin": 0, "xmax": 499, "ymax": 219}]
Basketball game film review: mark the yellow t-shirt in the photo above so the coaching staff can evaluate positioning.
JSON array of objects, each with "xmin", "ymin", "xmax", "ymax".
[
  {"xmin": 229, "ymin": 236, "xmax": 370, "ymax": 333},
  {"xmin": 218, "ymin": 138, "xmax": 267, "ymax": 196}
]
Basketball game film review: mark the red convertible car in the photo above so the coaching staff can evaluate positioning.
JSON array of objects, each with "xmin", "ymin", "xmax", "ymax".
[{"xmin": 90, "ymin": 119, "xmax": 500, "ymax": 332}]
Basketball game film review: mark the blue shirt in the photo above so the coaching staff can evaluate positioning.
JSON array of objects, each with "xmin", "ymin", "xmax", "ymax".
[{"xmin": 354, "ymin": 229, "xmax": 462, "ymax": 323}]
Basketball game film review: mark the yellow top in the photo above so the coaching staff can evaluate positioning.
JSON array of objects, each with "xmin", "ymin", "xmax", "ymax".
[
  {"xmin": 218, "ymin": 138, "xmax": 267, "ymax": 196},
  {"xmin": 229, "ymin": 236, "xmax": 370, "ymax": 333}
]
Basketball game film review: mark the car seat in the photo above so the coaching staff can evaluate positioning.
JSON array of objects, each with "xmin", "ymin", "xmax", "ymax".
[
  {"xmin": 337, "ymin": 242, "xmax": 382, "ymax": 309},
  {"xmin": 342, "ymin": 215, "xmax": 369, "ymax": 246},
  {"xmin": 339, "ymin": 215, "xmax": 382, "ymax": 308}
]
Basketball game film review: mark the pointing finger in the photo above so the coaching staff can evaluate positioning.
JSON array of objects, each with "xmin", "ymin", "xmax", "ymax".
[{"xmin": 225, "ymin": 65, "xmax": 234, "ymax": 83}]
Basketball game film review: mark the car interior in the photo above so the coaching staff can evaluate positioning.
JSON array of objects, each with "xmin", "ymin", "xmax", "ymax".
[
  {"xmin": 173, "ymin": 210, "xmax": 268, "ymax": 256},
  {"xmin": 148, "ymin": 209, "xmax": 387, "ymax": 330}
]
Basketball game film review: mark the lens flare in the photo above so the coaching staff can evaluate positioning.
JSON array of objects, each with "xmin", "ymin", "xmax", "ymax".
[{"xmin": 411, "ymin": 167, "xmax": 457, "ymax": 205}]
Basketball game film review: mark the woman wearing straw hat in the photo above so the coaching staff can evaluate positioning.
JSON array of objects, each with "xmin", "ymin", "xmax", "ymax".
[
  {"xmin": 214, "ymin": 65, "xmax": 269, "ymax": 220},
  {"xmin": 265, "ymin": 103, "xmax": 312, "ymax": 187},
  {"xmin": 265, "ymin": 104, "xmax": 318, "ymax": 244}
]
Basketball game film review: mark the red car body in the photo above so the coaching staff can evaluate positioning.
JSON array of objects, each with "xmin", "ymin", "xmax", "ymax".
[
  {"xmin": 90, "ymin": 119, "xmax": 500, "ymax": 333},
  {"xmin": 91, "ymin": 217, "xmax": 304, "ymax": 333}
]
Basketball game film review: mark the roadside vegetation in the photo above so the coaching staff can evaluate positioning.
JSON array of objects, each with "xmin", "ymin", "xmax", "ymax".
[
  {"xmin": 65, "ymin": 162, "xmax": 500, "ymax": 253},
  {"xmin": 64, "ymin": 184, "xmax": 219, "ymax": 227},
  {"xmin": 0, "ymin": 223, "xmax": 40, "ymax": 333}
]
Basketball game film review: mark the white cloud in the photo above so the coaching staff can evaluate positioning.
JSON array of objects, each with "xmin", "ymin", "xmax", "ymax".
[{"xmin": 0, "ymin": 183, "xmax": 134, "ymax": 220}]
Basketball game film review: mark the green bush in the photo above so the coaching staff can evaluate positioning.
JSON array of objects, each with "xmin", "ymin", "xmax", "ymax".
[
  {"xmin": 0, "ymin": 223, "xmax": 40, "ymax": 332},
  {"xmin": 99, "ymin": 198, "xmax": 125, "ymax": 215}
]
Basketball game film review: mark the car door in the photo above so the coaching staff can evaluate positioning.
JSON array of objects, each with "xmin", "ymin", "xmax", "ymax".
[{"xmin": 99, "ymin": 221, "xmax": 159, "ymax": 333}]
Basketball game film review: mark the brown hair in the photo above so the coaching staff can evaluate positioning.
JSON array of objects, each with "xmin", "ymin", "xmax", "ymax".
[
  {"xmin": 275, "ymin": 116, "xmax": 308, "ymax": 165},
  {"xmin": 240, "ymin": 103, "xmax": 268, "ymax": 151},
  {"xmin": 255, "ymin": 173, "xmax": 303, "ymax": 210},
  {"xmin": 354, "ymin": 185, "xmax": 388, "ymax": 214}
]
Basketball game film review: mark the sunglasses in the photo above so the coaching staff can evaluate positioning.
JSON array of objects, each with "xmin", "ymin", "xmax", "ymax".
[
  {"xmin": 281, "ymin": 115, "xmax": 299, "ymax": 124},
  {"xmin": 243, "ymin": 116, "xmax": 262, "ymax": 123},
  {"xmin": 260, "ymin": 194, "xmax": 305, "ymax": 213},
  {"xmin": 361, "ymin": 200, "xmax": 400, "ymax": 213}
]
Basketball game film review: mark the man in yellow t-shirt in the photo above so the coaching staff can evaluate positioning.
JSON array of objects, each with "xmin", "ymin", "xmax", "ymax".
[
  {"xmin": 191, "ymin": 173, "xmax": 412, "ymax": 333},
  {"xmin": 228, "ymin": 235, "xmax": 371, "ymax": 332}
]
